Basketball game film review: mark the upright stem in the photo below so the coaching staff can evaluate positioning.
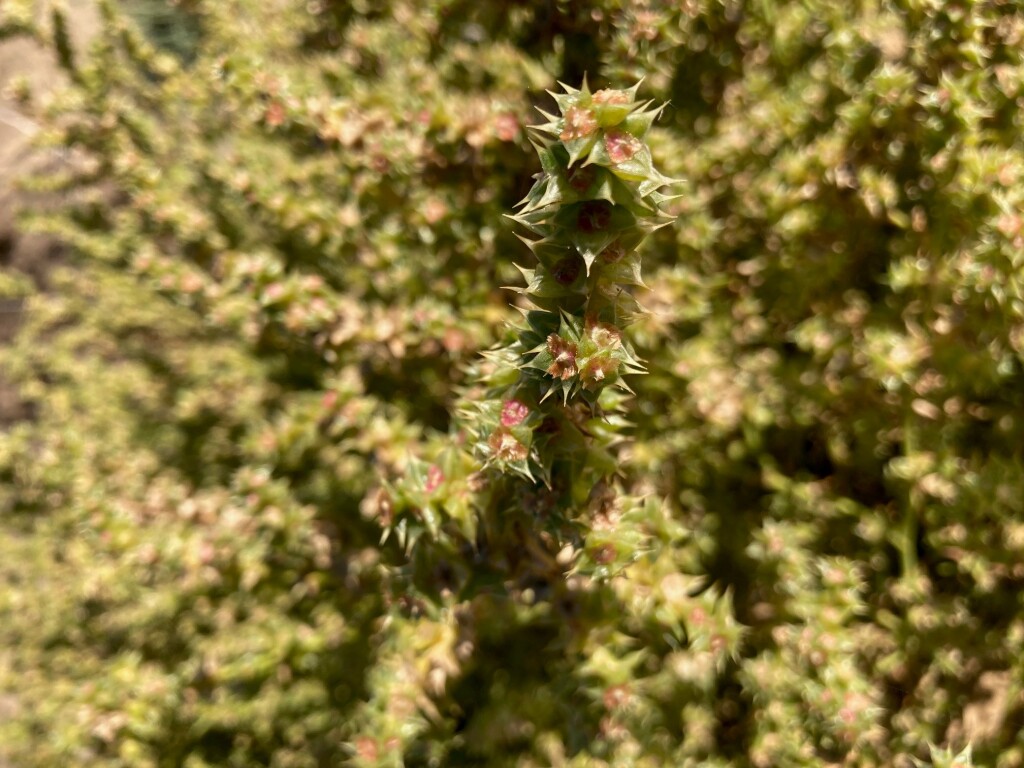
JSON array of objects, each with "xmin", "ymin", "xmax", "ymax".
[{"xmin": 901, "ymin": 412, "xmax": 920, "ymax": 581}]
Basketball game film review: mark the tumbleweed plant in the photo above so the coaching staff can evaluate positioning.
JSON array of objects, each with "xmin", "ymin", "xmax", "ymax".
[
  {"xmin": 362, "ymin": 81, "xmax": 729, "ymax": 764},
  {"xmin": 390, "ymin": 79, "xmax": 677, "ymax": 539},
  {"xmin": 385, "ymin": 80, "xmax": 680, "ymax": 579},
  {"xmin": 6, "ymin": 1, "xmax": 1017, "ymax": 765},
  {"xmin": 472, "ymin": 80, "xmax": 676, "ymax": 483}
]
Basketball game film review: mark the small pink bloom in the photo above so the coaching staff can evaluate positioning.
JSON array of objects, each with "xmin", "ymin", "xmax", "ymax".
[
  {"xmin": 442, "ymin": 327, "xmax": 466, "ymax": 353},
  {"xmin": 593, "ymin": 89, "xmax": 630, "ymax": 105},
  {"xmin": 425, "ymin": 464, "xmax": 444, "ymax": 493},
  {"xmin": 264, "ymin": 100, "xmax": 286, "ymax": 127},
  {"xmin": 501, "ymin": 399, "xmax": 530, "ymax": 427},
  {"xmin": 422, "ymin": 197, "xmax": 448, "ymax": 224},
  {"xmin": 604, "ymin": 130, "xmax": 642, "ymax": 164},
  {"xmin": 180, "ymin": 272, "xmax": 204, "ymax": 294},
  {"xmin": 560, "ymin": 105, "xmax": 598, "ymax": 141},
  {"xmin": 355, "ymin": 738, "xmax": 378, "ymax": 762},
  {"xmin": 998, "ymin": 214, "xmax": 1021, "ymax": 236},
  {"xmin": 494, "ymin": 112, "xmax": 519, "ymax": 142},
  {"xmin": 603, "ymin": 683, "xmax": 631, "ymax": 709}
]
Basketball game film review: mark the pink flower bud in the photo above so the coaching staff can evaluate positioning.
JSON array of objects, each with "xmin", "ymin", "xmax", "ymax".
[
  {"xmin": 603, "ymin": 683, "xmax": 631, "ymax": 710},
  {"xmin": 425, "ymin": 464, "xmax": 444, "ymax": 493},
  {"xmin": 264, "ymin": 282, "xmax": 286, "ymax": 301},
  {"xmin": 604, "ymin": 130, "xmax": 642, "ymax": 164},
  {"xmin": 422, "ymin": 197, "xmax": 448, "ymax": 224},
  {"xmin": 501, "ymin": 399, "xmax": 530, "ymax": 426},
  {"xmin": 355, "ymin": 738, "xmax": 378, "ymax": 762},
  {"xmin": 560, "ymin": 105, "xmax": 598, "ymax": 141},
  {"xmin": 264, "ymin": 100, "xmax": 286, "ymax": 127},
  {"xmin": 494, "ymin": 112, "xmax": 520, "ymax": 142},
  {"xmin": 593, "ymin": 89, "xmax": 630, "ymax": 105}
]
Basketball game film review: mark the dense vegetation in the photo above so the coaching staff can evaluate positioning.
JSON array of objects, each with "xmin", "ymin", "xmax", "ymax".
[{"xmin": 1, "ymin": 0, "xmax": 1022, "ymax": 765}]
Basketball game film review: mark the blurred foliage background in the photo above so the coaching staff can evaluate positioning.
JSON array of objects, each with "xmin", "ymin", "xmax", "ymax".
[{"xmin": 0, "ymin": 0, "xmax": 1022, "ymax": 765}]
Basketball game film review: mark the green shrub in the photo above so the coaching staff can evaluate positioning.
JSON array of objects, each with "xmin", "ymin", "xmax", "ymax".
[{"xmin": 2, "ymin": 0, "xmax": 1024, "ymax": 766}]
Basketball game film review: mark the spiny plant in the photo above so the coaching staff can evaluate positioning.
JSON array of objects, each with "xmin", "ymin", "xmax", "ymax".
[
  {"xmin": 467, "ymin": 79, "xmax": 677, "ymax": 485},
  {"xmin": 357, "ymin": 79, "xmax": 718, "ymax": 767},
  {"xmin": 388, "ymin": 80, "xmax": 679, "ymax": 559},
  {"xmin": 387, "ymin": 81, "xmax": 684, "ymax": 581}
]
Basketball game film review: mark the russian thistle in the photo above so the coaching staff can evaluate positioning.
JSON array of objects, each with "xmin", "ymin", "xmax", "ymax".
[
  {"xmin": 463, "ymin": 80, "xmax": 677, "ymax": 497},
  {"xmin": 385, "ymin": 80, "xmax": 678, "ymax": 577}
]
